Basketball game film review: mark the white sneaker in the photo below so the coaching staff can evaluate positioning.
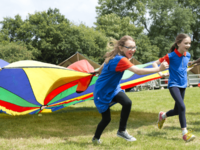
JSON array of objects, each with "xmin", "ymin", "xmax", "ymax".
[
  {"xmin": 92, "ymin": 137, "xmax": 102, "ymax": 144},
  {"xmin": 117, "ymin": 130, "xmax": 136, "ymax": 141}
]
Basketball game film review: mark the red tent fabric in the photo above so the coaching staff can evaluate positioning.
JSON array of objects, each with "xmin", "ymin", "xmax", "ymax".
[{"xmin": 67, "ymin": 59, "xmax": 95, "ymax": 73}]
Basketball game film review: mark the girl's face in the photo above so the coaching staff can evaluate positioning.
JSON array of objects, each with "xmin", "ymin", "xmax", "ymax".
[
  {"xmin": 120, "ymin": 40, "xmax": 136, "ymax": 59},
  {"xmin": 177, "ymin": 37, "xmax": 191, "ymax": 54}
]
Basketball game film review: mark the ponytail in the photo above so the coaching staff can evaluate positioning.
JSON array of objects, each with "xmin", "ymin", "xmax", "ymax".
[{"xmin": 168, "ymin": 43, "xmax": 178, "ymax": 53}]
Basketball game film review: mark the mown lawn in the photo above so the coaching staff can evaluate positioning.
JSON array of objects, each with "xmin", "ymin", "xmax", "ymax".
[{"xmin": 0, "ymin": 87, "xmax": 199, "ymax": 150}]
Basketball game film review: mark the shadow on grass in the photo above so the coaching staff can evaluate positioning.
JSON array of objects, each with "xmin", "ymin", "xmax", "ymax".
[
  {"xmin": 187, "ymin": 112, "xmax": 200, "ymax": 116},
  {"xmin": 163, "ymin": 126, "xmax": 180, "ymax": 131},
  {"xmin": 146, "ymin": 131, "xmax": 180, "ymax": 141},
  {"xmin": 188, "ymin": 120, "xmax": 200, "ymax": 126},
  {"xmin": 62, "ymin": 139, "xmax": 126, "ymax": 149},
  {"xmin": 163, "ymin": 120, "xmax": 200, "ymax": 133},
  {"xmin": 0, "ymin": 107, "xmax": 159, "ymax": 139}
]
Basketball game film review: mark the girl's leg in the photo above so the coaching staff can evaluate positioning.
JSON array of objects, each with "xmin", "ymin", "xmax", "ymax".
[
  {"xmin": 112, "ymin": 92, "xmax": 136, "ymax": 141},
  {"xmin": 165, "ymin": 103, "xmax": 179, "ymax": 117},
  {"xmin": 112, "ymin": 91, "xmax": 132, "ymax": 131},
  {"xmin": 94, "ymin": 108, "xmax": 111, "ymax": 139},
  {"xmin": 166, "ymin": 87, "xmax": 186, "ymax": 128}
]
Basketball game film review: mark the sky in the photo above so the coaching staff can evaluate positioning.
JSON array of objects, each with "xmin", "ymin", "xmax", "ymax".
[{"xmin": 0, "ymin": 0, "xmax": 99, "ymax": 28}]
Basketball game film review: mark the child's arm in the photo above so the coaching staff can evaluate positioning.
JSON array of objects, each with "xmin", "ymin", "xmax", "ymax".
[
  {"xmin": 128, "ymin": 61, "xmax": 168, "ymax": 75},
  {"xmin": 187, "ymin": 63, "xmax": 195, "ymax": 72},
  {"xmin": 152, "ymin": 60, "xmax": 169, "ymax": 77}
]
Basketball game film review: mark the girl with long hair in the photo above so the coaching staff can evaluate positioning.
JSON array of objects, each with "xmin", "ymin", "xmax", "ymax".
[
  {"xmin": 92, "ymin": 35, "xmax": 168, "ymax": 144},
  {"xmin": 153, "ymin": 33, "xmax": 196, "ymax": 142}
]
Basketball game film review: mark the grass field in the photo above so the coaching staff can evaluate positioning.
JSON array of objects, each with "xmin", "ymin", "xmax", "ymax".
[{"xmin": 0, "ymin": 87, "xmax": 199, "ymax": 150}]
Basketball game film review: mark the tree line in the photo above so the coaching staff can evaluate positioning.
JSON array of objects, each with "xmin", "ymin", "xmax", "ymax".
[{"xmin": 0, "ymin": 0, "xmax": 200, "ymax": 65}]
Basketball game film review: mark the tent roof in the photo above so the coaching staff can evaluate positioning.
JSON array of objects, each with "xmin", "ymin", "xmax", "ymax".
[
  {"xmin": 190, "ymin": 65, "xmax": 200, "ymax": 74},
  {"xmin": 58, "ymin": 52, "xmax": 100, "ymax": 69},
  {"xmin": 129, "ymin": 57, "xmax": 141, "ymax": 65},
  {"xmin": 58, "ymin": 53, "xmax": 141, "ymax": 69}
]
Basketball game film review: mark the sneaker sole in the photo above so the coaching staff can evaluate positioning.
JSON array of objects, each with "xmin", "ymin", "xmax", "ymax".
[
  {"xmin": 92, "ymin": 141, "xmax": 102, "ymax": 144},
  {"xmin": 117, "ymin": 134, "xmax": 137, "ymax": 142},
  {"xmin": 186, "ymin": 136, "xmax": 195, "ymax": 142}
]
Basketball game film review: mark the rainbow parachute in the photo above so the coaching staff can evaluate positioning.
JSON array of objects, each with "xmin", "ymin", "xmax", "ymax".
[
  {"xmin": 0, "ymin": 59, "xmax": 9, "ymax": 68},
  {"xmin": 0, "ymin": 60, "xmax": 96, "ymax": 115},
  {"xmin": 0, "ymin": 59, "xmax": 168, "ymax": 115}
]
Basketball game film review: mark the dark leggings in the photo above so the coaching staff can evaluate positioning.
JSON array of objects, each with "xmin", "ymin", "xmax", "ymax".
[
  {"xmin": 166, "ymin": 87, "xmax": 186, "ymax": 128},
  {"xmin": 94, "ymin": 92, "xmax": 132, "ymax": 139}
]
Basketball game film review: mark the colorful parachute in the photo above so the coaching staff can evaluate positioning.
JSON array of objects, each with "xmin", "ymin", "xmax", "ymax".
[
  {"xmin": 67, "ymin": 59, "xmax": 95, "ymax": 73},
  {"xmin": 0, "ymin": 59, "xmax": 9, "ymax": 68},
  {"xmin": 120, "ymin": 62, "xmax": 168, "ymax": 89},
  {"xmin": 0, "ymin": 59, "xmax": 10, "ymax": 113},
  {"xmin": 0, "ymin": 60, "xmax": 96, "ymax": 115},
  {"xmin": 0, "ymin": 59, "xmax": 168, "ymax": 116}
]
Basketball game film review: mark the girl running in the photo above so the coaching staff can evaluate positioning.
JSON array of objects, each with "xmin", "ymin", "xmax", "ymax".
[
  {"xmin": 153, "ymin": 33, "xmax": 196, "ymax": 142},
  {"xmin": 92, "ymin": 35, "xmax": 168, "ymax": 144}
]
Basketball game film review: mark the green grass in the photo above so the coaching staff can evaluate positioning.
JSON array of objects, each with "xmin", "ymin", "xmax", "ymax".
[{"xmin": 0, "ymin": 87, "xmax": 200, "ymax": 150}]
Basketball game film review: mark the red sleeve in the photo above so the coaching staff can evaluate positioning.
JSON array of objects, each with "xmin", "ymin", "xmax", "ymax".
[
  {"xmin": 159, "ymin": 54, "xmax": 169, "ymax": 64},
  {"xmin": 116, "ymin": 57, "xmax": 134, "ymax": 72}
]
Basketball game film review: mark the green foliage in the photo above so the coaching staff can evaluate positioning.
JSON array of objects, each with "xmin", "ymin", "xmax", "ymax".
[
  {"xmin": 1, "ymin": 2, "xmax": 200, "ymax": 64},
  {"xmin": 148, "ymin": 0, "xmax": 194, "ymax": 38},
  {"xmin": 146, "ymin": 0, "xmax": 198, "ymax": 57},
  {"xmin": 0, "ymin": 42, "xmax": 35, "ymax": 63},
  {"xmin": 141, "ymin": 0, "xmax": 195, "ymax": 58},
  {"xmin": 62, "ymin": 24, "xmax": 108, "ymax": 64},
  {"xmin": 0, "ymin": 31, "xmax": 10, "ymax": 45},
  {"xmin": 21, "ymin": 8, "xmax": 73, "ymax": 64},
  {"xmin": 96, "ymin": 0, "xmax": 200, "ymax": 60},
  {"xmin": 134, "ymin": 34, "xmax": 160, "ymax": 63},
  {"xmin": 0, "ymin": 15, "xmax": 24, "ymax": 42},
  {"xmin": 150, "ymin": 35, "xmax": 172, "ymax": 57},
  {"xmin": 96, "ymin": 0, "xmax": 147, "ymax": 25},
  {"xmin": 95, "ymin": 13, "xmax": 159, "ymax": 63},
  {"xmin": 177, "ymin": 0, "xmax": 200, "ymax": 59},
  {"xmin": 95, "ymin": 13, "xmax": 143, "ymax": 40},
  {"xmin": 0, "ymin": 8, "xmax": 108, "ymax": 64}
]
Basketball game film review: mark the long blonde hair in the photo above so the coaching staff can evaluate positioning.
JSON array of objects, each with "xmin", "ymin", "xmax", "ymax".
[
  {"xmin": 105, "ymin": 35, "xmax": 135, "ymax": 63},
  {"xmin": 169, "ymin": 33, "xmax": 190, "ymax": 53},
  {"xmin": 98, "ymin": 35, "xmax": 135, "ymax": 74}
]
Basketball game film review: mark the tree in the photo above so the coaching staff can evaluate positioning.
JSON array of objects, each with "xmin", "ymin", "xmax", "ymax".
[
  {"xmin": 134, "ymin": 34, "xmax": 160, "ymax": 63},
  {"xmin": 147, "ymin": 0, "xmax": 195, "ymax": 57},
  {"xmin": 96, "ymin": 0, "xmax": 200, "ymax": 60},
  {"xmin": 0, "ymin": 30, "xmax": 36, "ymax": 63},
  {"xmin": 95, "ymin": 13, "xmax": 159, "ymax": 63},
  {"xmin": 95, "ymin": 13, "xmax": 143, "ymax": 39},
  {"xmin": 149, "ymin": 35, "xmax": 172, "ymax": 57},
  {"xmin": 0, "ymin": 15, "xmax": 24, "ymax": 42},
  {"xmin": 96, "ymin": 0, "xmax": 147, "ymax": 26},
  {"xmin": 0, "ymin": 42, "xmax": 34, "ymax": 63},
  {"xmin": 177, "ymin": 0, "xmax": 200, "ymax": 59},
  {"xmin": 0, "ymin": 14, "xmax": 40, "ymax": 59},
  {"xmin": 0, "ymin": 8, "xmax": 108, "ymax": 64},
  {"xmin": 58, "ymin": 24, "xmax": 108, "ymax": 64},
  {"xmin": 0, "ymin": 31, "xmax": 10, "ymax": 45}
]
